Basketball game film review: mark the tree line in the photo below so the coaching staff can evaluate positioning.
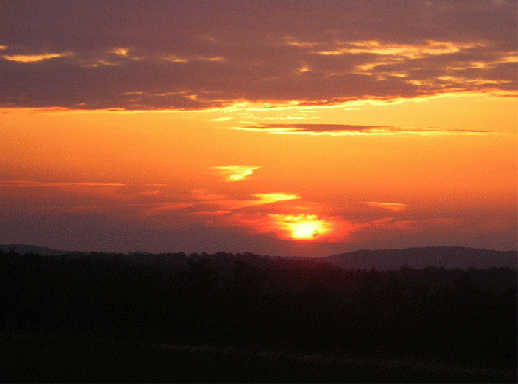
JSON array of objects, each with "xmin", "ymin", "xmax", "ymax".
[{"xmin": 0, "ymin": 248, "xmax": 515, "ymax": 371}]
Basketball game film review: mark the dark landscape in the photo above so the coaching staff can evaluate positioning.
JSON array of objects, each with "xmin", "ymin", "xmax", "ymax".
[{"xmin": 0, "ymin": 245, "xmax": 516, "ymax": 382}]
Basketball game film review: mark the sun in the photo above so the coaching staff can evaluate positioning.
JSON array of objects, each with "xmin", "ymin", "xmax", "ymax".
[
  {"xmin": 291, "ymin": 221, "xmax": 322, "ymax": 240},
  {"xmin": 268, "ymin": 214, "xmax": 332, "ymax": 241}
]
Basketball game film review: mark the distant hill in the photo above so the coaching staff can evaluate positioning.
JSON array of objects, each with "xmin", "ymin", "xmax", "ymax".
[
  {"xmin": 322, "ymin": 246, "xmax": 517, "ymax": 270},
  {"xmin": 2, "ymin": 244, "xmax": 517, "ymax": 270},
  {"xmin": 0, "ymin": 244, "xmax": 69, "ymax": 256}
]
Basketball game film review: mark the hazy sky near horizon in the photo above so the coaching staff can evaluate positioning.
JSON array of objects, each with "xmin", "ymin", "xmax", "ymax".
[{"xmin": 1, "ymin": 1, "xmax": 516, "ymax": 256}]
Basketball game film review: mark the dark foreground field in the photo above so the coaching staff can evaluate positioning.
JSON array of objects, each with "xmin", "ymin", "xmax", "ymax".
[
  {"xmin": 1, "ymin": 332, "xmax": 515, "ymax": 383},
  {"xmin": 1, "ymin": 248, "xmax": 516, "ymax": 382}
]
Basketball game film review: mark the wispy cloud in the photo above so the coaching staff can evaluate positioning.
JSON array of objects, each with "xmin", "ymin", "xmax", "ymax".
[
  {"xmin": 238, "ymin": 124, "xmax": 491, "ymax": 136},
  {"xmin": 215, "ymin": 193, "xmax": 300, "ymax": 210},
  {"xmin": 369, "ymin": 217, "xmax": 417, "ymax": 231},
  {"xmin": 0, "ymin": 180, "xmax": 127, "ymax": 188},
  {"xmin": 313, "ymin": 40, "xmax": 480, "ymax": 58},
  {"xmin": 211, "ymin": 116, "xmax": 233, "ymax": 121},
  {"xmin": 213, "ymin": 166, "xmax": 261, "ymax": 181},
  {"xmin": 190, "ymin": 210, "xmax": 232, "ymax": 216},
  {"xmin": 2, "ymin": 51, "xmax": 73, "ymax": 63},
  {"xmin": 365, "ymin": 202, "xmax": 408, "ymax": 212},
  {"xmin": 252, "ymin": 193, "xmax": 300, "ymax": 204},
  {"xmin": 238, "ymin": 124, "xmax": 392, "ymax": 135}
]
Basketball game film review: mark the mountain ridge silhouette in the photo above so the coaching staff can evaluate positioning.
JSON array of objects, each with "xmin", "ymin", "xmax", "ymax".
[
  {"xmin": 1, "ymin": 243, "xmax": 516, "ymax": 270},
  {"xmin": 322, "ymin": 246, "xmax": 517, "ymax": 270}
]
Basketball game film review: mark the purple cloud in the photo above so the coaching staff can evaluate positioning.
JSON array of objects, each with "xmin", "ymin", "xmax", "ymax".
[{"xmin": 0, "ymin": 1, "xmax": 515, "ymax": 109}]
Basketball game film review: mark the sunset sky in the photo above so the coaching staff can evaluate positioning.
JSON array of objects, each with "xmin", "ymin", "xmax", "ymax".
[{"xmin": 1, "ymin": 1, "xmax": 516, "ymax": 256}]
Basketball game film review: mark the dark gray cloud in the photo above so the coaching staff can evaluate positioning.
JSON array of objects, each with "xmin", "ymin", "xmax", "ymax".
[{"xmin": 1, "ymin": 0, "xmax": 516, "ymax": 109}]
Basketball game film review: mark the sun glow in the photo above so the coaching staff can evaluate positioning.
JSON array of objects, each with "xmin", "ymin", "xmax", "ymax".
[
  {"xmin": 291, "ymin": 222, "xmax": 322, "ymax": 239},
  {"xmin": 269, "ymin": 214, "xmax": 333, "ymax": 240}
]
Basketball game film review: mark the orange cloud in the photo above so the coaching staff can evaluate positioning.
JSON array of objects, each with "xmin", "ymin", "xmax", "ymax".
[
  {"xmin": 2, "ymin": 52, "xmax": 73, "ymax": 63},
  {"xmin": 213, "ymin": 166, "xmax": 261, "ymax": 181},
  {"xmin": 314, "ymin": 40, "xmax": 477, "ymax": 57},
  {"xmin": 252, "ymin": 193, "xmax": 300, "ymax": 205},
  {"xmin": 110, "ymin": 48, "xmax": 129, "ymax": 57}
]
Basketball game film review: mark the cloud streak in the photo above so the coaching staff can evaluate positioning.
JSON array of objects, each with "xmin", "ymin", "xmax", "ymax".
[
  {"xmin": 238, "ymin": 124, "xmax": 491, "ymax": 135},
  {"xmin": 0, "ymin": 180, "xmax": 127, "ymax": 188},
  {"xmin": 0, "ymin": 1, "xmax": 515, "ymax": 110},
  {"xmin": 2, "ymin": 51, "xmax": 73, "ymax": 63},
  {"xmin": 214, "ymin": 193, "xmax": 300, "ymax": 210},
  {"xmin": 213, "ymin": 166, "xmax": 261, "ymax": 181},
  {"xmin": 365, "ymin": 202, "xmax": 408, "ymax": 212}
]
